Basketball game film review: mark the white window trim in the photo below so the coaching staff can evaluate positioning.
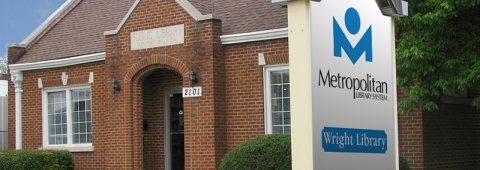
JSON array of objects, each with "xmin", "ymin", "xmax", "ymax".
[
  {"xmin": 264, "ymin": 64, "xmax": 289, "ymax": 134},
  {"xmin": 42, "ymin": 84, "xmax": 93, "ymax": 152}
]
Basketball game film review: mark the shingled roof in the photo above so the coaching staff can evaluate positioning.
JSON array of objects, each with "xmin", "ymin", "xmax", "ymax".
[
  {"xmin": 189, "ymin": 0, "xmax": 287, "ymax": 35},
  {"xmin": 17, "ymin": 0, "xmax": 136, "ymax": 64},
  {"xmin": 15, "ymin": 0, "xmax": 287, "ymax": 64}
]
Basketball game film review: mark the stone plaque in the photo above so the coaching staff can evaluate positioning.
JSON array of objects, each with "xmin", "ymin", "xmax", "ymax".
[{"xmin": 130, "ymin": 24, "xmax": 184, "ymax": 50}]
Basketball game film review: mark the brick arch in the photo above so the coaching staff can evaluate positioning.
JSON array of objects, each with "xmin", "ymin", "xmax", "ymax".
[
  {"xmin": 124, "ymin": 54, "xmax": 189, "ymax": 82},
  {"xmin": 122, "ymin": 54, "xmax": 189, "ymax": 169},
  {"xmin": 130, "ymin": 64, "xmax": 180, "ymax": 83}
]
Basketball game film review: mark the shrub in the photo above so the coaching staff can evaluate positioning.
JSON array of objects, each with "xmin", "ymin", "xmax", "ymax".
[
  {"xmin": 400, "ymin": 156, "xmax": 411, "ymax": 170},
  {"xmin": 0, "ymin": 149, "xmax": 74, "ymax": 170},
  {"xmin": 220, "ymin": 134, "xmax": 291, "ymax": 170}
]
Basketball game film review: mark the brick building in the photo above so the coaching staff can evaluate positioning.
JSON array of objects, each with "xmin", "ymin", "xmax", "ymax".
[{"xmin": 6, "ymin": 0, "xmax": 479, "ymax": 169}]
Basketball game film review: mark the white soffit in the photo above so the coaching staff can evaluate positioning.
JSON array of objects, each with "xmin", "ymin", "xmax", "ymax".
[
  {"xmin": 9, "ymin": 53, "xmax": 105, "ymax": 72},
  {"xmin": 105, "ymin": 0, "xmax": 221, "ymax": 36},
  {"xmin": 221, "ymin": 28, "xmax": 288, "ymax": 45}
]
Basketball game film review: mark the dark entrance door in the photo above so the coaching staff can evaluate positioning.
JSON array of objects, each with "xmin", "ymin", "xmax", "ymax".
[{"xmin": 169, "ymin": 93, "xmax": 184, "ymax": 170}]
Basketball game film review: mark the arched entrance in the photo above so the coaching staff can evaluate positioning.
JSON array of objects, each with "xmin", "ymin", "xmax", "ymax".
[
  {"xmin": 125, "ymin": 55, "xmax": 190, "ymax": 169},
  {"xmin": 142, "ymin": 69, "xmax": 184, "ymax": 169}
]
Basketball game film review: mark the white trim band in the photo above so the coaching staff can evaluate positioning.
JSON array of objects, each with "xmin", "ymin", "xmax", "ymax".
[
  {"xmin": 221, "ymin": 28, "xmax": 288, "ymax": 45},
  {"xmin": 43, "ymin": 145, "xmax": 94, "ymax": 153},
  {"xmin": 9, "ymin": 52, "xmax": 105, "ymax": 72}
]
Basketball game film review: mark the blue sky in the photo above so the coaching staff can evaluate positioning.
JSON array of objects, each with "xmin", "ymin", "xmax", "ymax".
[{"xmin": 0, "ymin": 0, "xmax": 66, "ymax": 60}]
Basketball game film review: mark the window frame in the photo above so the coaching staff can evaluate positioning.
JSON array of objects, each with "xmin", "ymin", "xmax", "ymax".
[
  {"xmin": 264, "ymin": 64, "xmax": 290, "ymax": 134},
  {"xmin": 41, "ymin": 84, "xmax": 94, "ymax": 152}
]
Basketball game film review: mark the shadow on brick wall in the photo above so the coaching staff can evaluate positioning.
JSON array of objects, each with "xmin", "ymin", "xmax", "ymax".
[{"xmin": 423, "ymin": 103, "xmax": 480, "ymax": 169}]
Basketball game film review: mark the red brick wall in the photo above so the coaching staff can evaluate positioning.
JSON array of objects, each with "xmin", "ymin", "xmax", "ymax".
[
  {"xmin": 142, "ymin": 69, "xmax": 182, "ymax": 169},
  {"xmin": 399, "ymin": 111, "xmax": 425, "ymax": 170},
  {"xmin": 12, "ymin": 0, "xmax": 474, "ymax": 169},
  {"xmin": 423, "ymin": 103, "xmax": 480, "ymax": 169},
  {"xmin": 7, "ymin": 77, "xmax": 14, "ymax": 148},
  {"xmin": 104, "ymin": 0, "xmax": 226, "ymax": 169},
  {"xmin": 398, "ymin": 89, "xmax": 425, "ymax": 170},
  {"xmin": 398, "ymin": 100, "xmax": 480, "ymax": 170},
  {"xmin": 8, "ymin": 61, "xmax": 109, "ymax": 169},
  {"xmin": 224, "ymin": 39, "xmax": 289, "ymax": 150},
  {"xmin": 7, "ymin": 0, "xmax": 290, "ymax": 168}
]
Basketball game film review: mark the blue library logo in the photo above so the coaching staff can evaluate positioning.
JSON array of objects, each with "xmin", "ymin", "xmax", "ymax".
[{"xmin": 333, "ymin": 8, "xmax": 372, "ymax": 65}]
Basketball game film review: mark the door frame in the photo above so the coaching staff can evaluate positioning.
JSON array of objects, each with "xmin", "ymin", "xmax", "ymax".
[{"xmin": 164, "ymin": 86, "xmax": 182, "ymax": 170}]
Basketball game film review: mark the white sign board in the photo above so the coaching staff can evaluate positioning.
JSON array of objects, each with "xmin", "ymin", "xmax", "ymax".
[
  {"xmin": 311, "ymin": 0, "xmax": 397, "ymax": 169},
  {"xmin": 182, "ymin": 87, "xmax": 202, "ymax": 98},
  {"xmin": 131, "ymin": 24, "xmax": 184, "ymax": 50}
]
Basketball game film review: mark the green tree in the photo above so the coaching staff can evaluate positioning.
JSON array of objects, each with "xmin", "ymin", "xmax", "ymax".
[
  {"xmin": 0, "ymin": 57, "xmax": 7, "ymax": 80},
  {"xmin": 396, "ymin": 0, "xmax": 480, "ymax": 114}
]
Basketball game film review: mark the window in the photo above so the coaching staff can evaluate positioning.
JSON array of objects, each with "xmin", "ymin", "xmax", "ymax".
[
  {"xmin": 47, "ymin": 91, "xmax": 67, "ymax": 145},
  {"xmin": 264, "ymin": 65, "xmax": 290, "ymax": 134},
  {"xmin": 42, "ymin": 86, "xmax": 93, "ymax": 152}
]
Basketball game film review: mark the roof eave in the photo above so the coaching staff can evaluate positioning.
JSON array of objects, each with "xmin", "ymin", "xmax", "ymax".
[
  {"xmin": 221, "ymin": 28, "xmax": 288, "ymax": 45},
  {"xmin": 9, "ymin": 52, "xmax": 105, "ymax": 72}
]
